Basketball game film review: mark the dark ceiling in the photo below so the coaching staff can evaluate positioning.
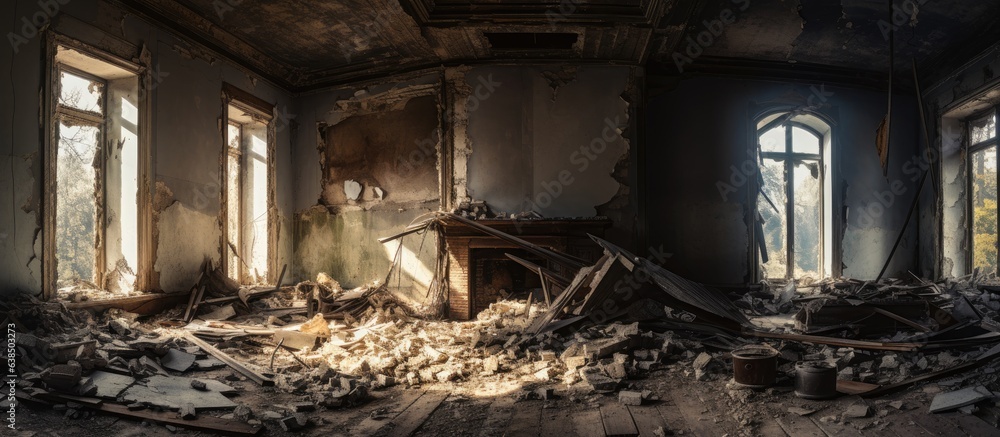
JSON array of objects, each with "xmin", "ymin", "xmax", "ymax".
[{"xmin": 119, "ymin": 0, "xmax": 1000, "ymax": 92}]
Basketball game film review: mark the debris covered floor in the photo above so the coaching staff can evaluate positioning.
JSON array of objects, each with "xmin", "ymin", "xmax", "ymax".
[{"xmin": 9, "ymin": 217, "xmax": 1000, "ymax": 436}]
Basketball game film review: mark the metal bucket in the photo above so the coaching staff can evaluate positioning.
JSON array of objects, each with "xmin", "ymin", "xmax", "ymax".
[
  {"xmin": 731, "ymin": 345, "xmax": 778, "ymax": 388},
  {"xmin": 795, "ymin": 361, "xmax": 837, "ymax": 399}
]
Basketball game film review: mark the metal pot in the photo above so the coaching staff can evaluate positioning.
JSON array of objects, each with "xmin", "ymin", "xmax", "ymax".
[
  {"xmin": 731, "ymin": 345, "xmax": 778, "ymax": 388},
  {"xmin": 795, "ymin": 361, "xmax": 837, "ymax": 399}
]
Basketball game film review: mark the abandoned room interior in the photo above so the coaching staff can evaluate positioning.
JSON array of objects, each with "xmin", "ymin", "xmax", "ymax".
[{"xmin": 6, "ymin": 0, "xmax": 1000, "ymax": 436}]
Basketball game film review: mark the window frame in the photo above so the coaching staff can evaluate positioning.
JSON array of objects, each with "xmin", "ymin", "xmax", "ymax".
[
  {"xmin": 221, "ymin": 84, "xmax": 276, "ymax": 285},
  {"xmin": 43, "ymin": 34, "xmax": 153, "ymax": 299},
  {"xmin": 749, "ymin": 107, "xmax": 836, "ymax": 283},
  {"xmin": 965, "ymin": 105, "xmax": 1000, "ymax": 275},
  {"xmin": 54, "ymin": 66, "xmax": 109, "ymax": 286},
  {"xmin": 758, "ymin": 120, "xmax": 826, "ymax": 280}
]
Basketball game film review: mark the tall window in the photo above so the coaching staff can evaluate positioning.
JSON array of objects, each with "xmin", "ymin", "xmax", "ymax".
[
  {"xmin": 756, "ymin": 113, "xmax": 832, "ymax": 281},
  {"xmin": 969, "ymin": 109, "xmax": 998, "ymax": 274},
  {"xmin": 48, "ymin": 44, "xmax": 143, "ymax": 297},
  {"xmin": 223, "ymin": 93, "xmax": 273, "ymax": 285}
]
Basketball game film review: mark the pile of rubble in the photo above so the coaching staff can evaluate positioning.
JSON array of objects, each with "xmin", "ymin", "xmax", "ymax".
[{"xmin": 12, "ymin": 211, "xmax": 1000, "ymax": 434}]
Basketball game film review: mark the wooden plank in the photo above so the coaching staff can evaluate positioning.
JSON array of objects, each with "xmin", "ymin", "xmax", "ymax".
[
  {"xmin": 906, "ymin": 411, "xmax": 962, "ymax": 435},
  {"xmin": 838, "ymin": 380, "xmax": 880, "ymax": 395},
  {"xmin": 63, "ymin": 291, "xmax": 190, "ymax": 316},
  {"xmin": 504, "ymin": 400, "xmax": 542, "ymax": 437},
  {"xmin": 184, "ymin": 333, "xmax": 274, "ymax": 386},
  {"xmin": 57, "ymin": 397, "xmax": 262, "ymax": 436},
  {"xmin": 776, "ymin": 416, "xmax": 825, "ymax": 437},
  {"xmin": 653, "ymin": 399, "xmax": 688, "ymax": 434},
  {"xmin": 941, "ymin": 412, "xmax": 1000, "ymax": 436},
  {"xmin": 542, "ymin": 406, "xmax": 599, "ymax": 437},
  {"xmin": 756, "ymin": 419, "xmax": 790, "ymax": 437},
  {"xmin": 809, "ymin": 415, "xmax": 864, "ymax": 436},
  {"xmin": 601, "ymin": 403, "xmax": 638, "ymax": 437},
  {"xmin": 569, "ymin": 408, "xmax": 606, "ymax": 437},
  {"xmin": 478, "ymin": 396, "xmax": 517, "ymax": 437},
  {"xmin": 627, "ymin": 405, "xmax": 668, "ymax": 437},
  {"xmin": 384, "ymin": 390, "xmax": 449, "ymax": 437},
  {"xmin": 351, "ymin": 390, "xmax": 426, "ymax": 436}
]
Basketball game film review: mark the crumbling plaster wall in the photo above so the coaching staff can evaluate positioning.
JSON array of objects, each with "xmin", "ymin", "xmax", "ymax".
[
  {"xmin": 0, "ymin": 0, "xmax": 44, "ymax": 296},
  {"xmin": 0, "ymin": 0, "xmax": 295, "ymax": 295},
  {"xmin": 463, "ymin": 66, "xmax": 637, "ymax": 248},
  {"xmin": 289, "ymin": 66, "xmax": 641, "ymax": 304},
  {"xmin": 646, "ymin": 78, "xmax": 921, "ymax": 285},
  {"xmin": 291, "ymin": 75, "xmax": 441, "ymax": 301},
  {"xmin": 925, "ymin": 41, "xmax": 1000, "ymax": 278}
]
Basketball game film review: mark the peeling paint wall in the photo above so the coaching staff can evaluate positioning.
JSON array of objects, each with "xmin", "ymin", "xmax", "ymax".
[
  {"xmin": 646, "ymin": 78, "xmax": 921, "ymax": 285},
  {"xmin": 0, "ymin": 0, "xmax": 45, "ymax": 295},
  {"xmin": 0, "ymin": 0, "xmax": 295, "ymax": 296},
  {"xmin": 291, "ymin": 75, "xmax": 442, "ymax": 302},
  {"xmin": 290, "ymin": 66, "xmax": 640, "ymax": 305},
  {"xmin": 925, "ymin": 41, "xmax": 1000, "ymax": 278}
]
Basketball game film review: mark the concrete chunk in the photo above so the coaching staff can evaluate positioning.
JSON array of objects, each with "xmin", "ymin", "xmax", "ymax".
[
  {"xmin": 929, "ymin": 386, "xmax": 993, "ymax": 413},
  {"xmin": 619, "ymin": 391, "xmax": 642, "ymax": 406}
]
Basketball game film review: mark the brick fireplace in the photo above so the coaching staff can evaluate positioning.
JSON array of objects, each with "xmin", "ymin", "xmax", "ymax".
[{"xmin": 441, "ymin": 218, "xmax": 611, "ymax": 320}]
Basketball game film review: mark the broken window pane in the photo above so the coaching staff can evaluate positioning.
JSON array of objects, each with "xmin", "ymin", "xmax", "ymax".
[
  {"xmin": 759, "ymin": 126, "xmax": 784, "ymax": 153},
  {"xmin": 792, "ymin": 126, "xmax": 820, "ymax": 154},
  {"xmin": 971, "ymin": 113, "xmax": 997, "ymax": 145},
  {"xmin": 793, "ymin": 160, "xmax": 822, "ymax": 278},
  {"xmin": 59, "ymin": 70, "xmax": 103, "ymax": 114},
  {"xmin": 972, "ymin": 145, "xmax": 998, "ymax": 274},
  {"xmin": 56, "ymin": 122, "xmax": 100, "ymax": 284},
  {"xmin": 759, "ymin": 158, "xmax": 787, "ymax": 279}
]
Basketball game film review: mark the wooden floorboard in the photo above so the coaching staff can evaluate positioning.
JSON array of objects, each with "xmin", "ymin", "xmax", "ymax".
[
  {"xmin": 541, "ymin": 405, "xmax": 594, "ymax": 436},
  {"xmin": 384, "ymin": 391, "xmax": 449, "ymax": 437},
  {"xmin": 352, "ymin": 390, "xmax": 426, "ymax": 436},
  {"xmin": 627, "ymin": 405, "xmax": 668, "ymax": 437},
  {"xmin": 570, "ymin": 408, "xmax": 606, "ymax": 437},
  {"xmin": 652, "ymin": 401, "xmax": 688, "ymax": 435},
  {"xmin": 776, "ymin": 416, "xmax": 826, "ymax": 437},
  {"xmin": 906, "ymin": 411, "xmax": 964, "ymax": 436},
  {"xmin": 478, "ymin": 396, "xmax": 516, "ymax": 437},
  {"xmin": 668, "ymin": 389, "xmax": 732, "ymax": 436},
  {"xmin": 504, "ymin": 400, "xmax": 543, "ymax": 437},
  {"xmin": 810, "ymin": 415, "xmax": 865, "ymax": 436},
  {"xmin": 756, "ymin": 419, "xmax": 790, "ymax": 436},
  {"xmin": 942, "ymin": 412, "xmax": 1000, "ymax": 436},
  {"xmin": 601, "ymin": 403, "xmax": 639, "ymax": 437}
]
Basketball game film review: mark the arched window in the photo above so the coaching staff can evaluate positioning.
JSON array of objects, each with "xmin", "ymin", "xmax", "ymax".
[{"xmin": 756, "ymin": 113, "xmax": 832, "ymax": 280}]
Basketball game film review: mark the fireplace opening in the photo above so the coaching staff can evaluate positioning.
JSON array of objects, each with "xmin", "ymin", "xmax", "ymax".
[{"xmin": 472, "ymin": 248, "xmax": 546, "ymax": 316}]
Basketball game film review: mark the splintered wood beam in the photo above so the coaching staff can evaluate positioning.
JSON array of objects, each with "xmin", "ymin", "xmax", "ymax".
[
  {"xmin": 749, "ymin": 330, "xmax": 919, "ymax": 352},
  {"xmin": 505, "ymin": 253, "xmax": 573, "ymax": 286},
  {"xmin": 184, "ymin": 333, "xmax": 274, "ymax": 386},
  {"xmin": 378, "ymin": 218, "xmax": 435, "ymax": 243}
]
